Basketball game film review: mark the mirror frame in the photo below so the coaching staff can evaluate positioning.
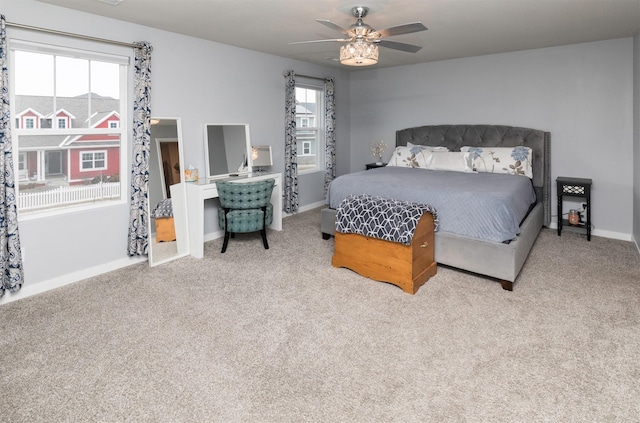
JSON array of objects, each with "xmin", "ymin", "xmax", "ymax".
[
  {"xmin": 148, "ymin": 117, "xmax": 189, "ymax": 267},
  {"xmin": 203, "ymin": 123, "xmax": 252, "ymax": 182}
]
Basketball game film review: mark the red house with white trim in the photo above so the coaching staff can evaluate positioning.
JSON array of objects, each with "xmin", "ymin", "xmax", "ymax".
[{"xmin": 15, "ymin": 94, "xmax": 121, "ymax": 186}]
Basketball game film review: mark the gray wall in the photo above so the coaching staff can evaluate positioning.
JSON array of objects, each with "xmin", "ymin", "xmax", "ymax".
[
  {"xmin": 634, "ymin": 32, "xmax": 640, "ymax": 252},
  {"xmin": 2, "ymin": 0, "xmax": 637, "ymax": 304},
  {"xmin": 3, "ymin": 0, "xmax": 350, "ymax": 302},
  {"xmin": 349, "ymin": 38, "xmax": 635, "ymax": 240}
]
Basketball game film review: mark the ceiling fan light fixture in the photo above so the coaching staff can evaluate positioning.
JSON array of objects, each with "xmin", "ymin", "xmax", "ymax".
[{"xmin": 340, "ymin": 41, "xmax": 378, "ymax": 66}]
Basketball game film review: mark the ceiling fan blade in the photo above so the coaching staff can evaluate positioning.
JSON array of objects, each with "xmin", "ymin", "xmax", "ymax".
[
  {"xmin": 376, "ymin": 39, "xmax": 423, "ymax": 53},
  {"xmin": 288, "ymin": 38, "xmax": 351, "ymax": 45},
  {"xmin": 316, "ymin": 19, "xmax": 350, "ymax": 35},
  {"xmin": 373, "ymin": 22, "xmax": 428, "ymax": 38}
]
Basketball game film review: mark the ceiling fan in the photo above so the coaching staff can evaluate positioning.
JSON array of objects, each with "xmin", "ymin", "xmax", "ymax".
[{"xmin": 289, "ymin": 5, "xmax": 428, "ymax": 66}]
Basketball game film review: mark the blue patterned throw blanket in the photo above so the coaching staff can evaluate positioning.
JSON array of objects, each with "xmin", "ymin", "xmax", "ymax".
[
  {"xmin": 151, "ymin": 198, "xmax": 173, "ymax": 218},
  {"xmin": 336, "ymin": 194, "xmax": 438, "ymax": 245}
]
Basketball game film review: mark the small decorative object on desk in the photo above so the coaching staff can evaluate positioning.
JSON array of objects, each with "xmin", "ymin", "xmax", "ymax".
[
  {"xmin": 370, "ymin": 140, "xmax": 387, "ymax": 165},
  {"xmin": 185, "ymin": 165, "xmax": 198, "ymax": 182}
]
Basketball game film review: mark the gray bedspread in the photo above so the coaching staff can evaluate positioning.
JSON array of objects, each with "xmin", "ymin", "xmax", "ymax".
[{"xmin": 327, "ymin": 166, "xmax": 536, "ymax": 243}]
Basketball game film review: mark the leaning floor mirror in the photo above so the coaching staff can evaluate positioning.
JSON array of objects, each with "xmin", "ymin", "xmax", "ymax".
[{"xmin": 148, "ymin": 117, "xmax": 189, "ymax": 266}]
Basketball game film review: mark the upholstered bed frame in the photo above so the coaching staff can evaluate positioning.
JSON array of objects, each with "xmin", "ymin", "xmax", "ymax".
[{"xmin": 320, "ymin": 124, "xmax": 551, "ymax": 290}]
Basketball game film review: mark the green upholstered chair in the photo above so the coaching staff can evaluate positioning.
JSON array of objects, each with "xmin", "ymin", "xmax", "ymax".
[{"xmin": 215, "ymin": 179, "xmax": 275, "ymax": 253}]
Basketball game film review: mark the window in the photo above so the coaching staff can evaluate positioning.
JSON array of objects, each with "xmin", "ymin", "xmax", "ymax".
[
  {"xmin": 10, "ymin": 39, "xmax": 129, "ymax": 216},
  {"xmin": 295, "ymin": 84, "xmax": 325, "ymax": 172},
  {"xmin": 17, "ymin": 153, "xmax": 27, "ymax": 181},
  {"xmin": 301, "ymin": 141, "xmax": 311, "ymax": 156},
  {"xmin": 80, "ymin": 151, "xmax": 107, "ymax": 171}
]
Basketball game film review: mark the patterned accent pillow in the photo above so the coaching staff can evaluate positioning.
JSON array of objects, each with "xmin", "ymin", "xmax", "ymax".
[
  {"xmin": 387, "ymin": 145, "xmax": 449, "ymax": 168},
  {"xmin": 426, "ymin": 151, "xmax": 475, "ymax": 173},
  {"xmin": 460, "ymin": 146, "xmax": 533, "ymax": 179}
]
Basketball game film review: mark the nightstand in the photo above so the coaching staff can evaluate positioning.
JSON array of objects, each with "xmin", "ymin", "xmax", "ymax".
[
  {"xmin": 556, "ymin": 176, "xmax": 592, "ymax": 241},
  {"xmin": 366, "ymin": 162, "xmax": 386, "ymax": 170}
]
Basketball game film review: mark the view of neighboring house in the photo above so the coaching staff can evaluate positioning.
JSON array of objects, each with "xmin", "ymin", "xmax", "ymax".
[
  {"xmin": 15, "ymin": 93, "xmax": 121, "ymax": 188},
  {"xmin": 296, "ymin": 101, "xmax": 318, "ymax": 171}
]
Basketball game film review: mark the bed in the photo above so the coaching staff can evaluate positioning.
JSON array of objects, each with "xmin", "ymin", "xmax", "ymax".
[{"xmin": 321, "ymin": 124, "xmax": 551, "ymax": 290}]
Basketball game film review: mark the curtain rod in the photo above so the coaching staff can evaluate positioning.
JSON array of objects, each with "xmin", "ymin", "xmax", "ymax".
[{"xmin": 5, "ymin": 21, "xmax": 137, "ymax": 48}]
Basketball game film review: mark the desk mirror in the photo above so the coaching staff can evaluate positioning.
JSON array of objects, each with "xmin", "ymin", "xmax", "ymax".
[
  {"xmin": 204, "ymin": 123, "xmax": 252, "ymax": 181},
  {"xmin": 148, "ymin": 117, "xmax": 189, "ymax": 266}
]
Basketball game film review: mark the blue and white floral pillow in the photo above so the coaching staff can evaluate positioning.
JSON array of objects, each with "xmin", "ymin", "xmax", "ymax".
[
  {"xmin": 387, "ymin": 145, "xmax": 449, "ymax": 168},
  {"xmin": 460, "ymin": 146, "xmax": 533, "ymax": 179}
]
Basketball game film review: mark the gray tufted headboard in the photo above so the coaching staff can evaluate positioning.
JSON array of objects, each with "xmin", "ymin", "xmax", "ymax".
[{"xmin": 396, "ymin": 124, "xmax": 551, "ymax": 227}]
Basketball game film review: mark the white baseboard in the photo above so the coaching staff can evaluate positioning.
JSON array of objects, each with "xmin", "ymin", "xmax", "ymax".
[
  {"xmin": 0, "ymin": 256, "xmax": 147, "ymax": 305},
  {"xmin": 633, "ymin": 234, "xmax": 640, "ymax": 256},
  {"xmin": 283, "ymin": 200, "xmax": 326, "ymax": 218},
  {"xmin": 547, "ymin": 222, "xmax": 632, "ymax": 242}
]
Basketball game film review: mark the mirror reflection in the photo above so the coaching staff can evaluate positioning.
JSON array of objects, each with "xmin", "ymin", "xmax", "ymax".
[
  {"xmin": 148, "ymin": 117, "xmax": 189, "ymax": 266},
  {"xmin": 204, "ymin": 123, "xmax": 252, "ymax": 181}
]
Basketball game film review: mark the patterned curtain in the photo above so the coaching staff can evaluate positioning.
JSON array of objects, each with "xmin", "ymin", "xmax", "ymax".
[
  {"xmin": 127, "ymin": 41, "xmax": 152, "ymax": 256},
  {"xmin": 0, "ymin": 15, "xmax": 24, "ymax": 297},
  {"xmin": 323, "ymin": 77, "xmax": 336, "ymax": 194},
  {"xmin": 283, "ymin": 70, "xmax": 298, "ymax": 213}
]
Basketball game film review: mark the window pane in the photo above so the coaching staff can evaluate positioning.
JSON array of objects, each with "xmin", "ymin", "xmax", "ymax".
[
  {"xmin": 56, "ymin": 56, "xmax": 89, "ymax": 97},
  {"xmin": 17, "ymin": 134, "xmax": 121, "ymax": 211},
  {"xmin": 295, "ymin": 85, "xmax": 324, "ymax": 172},
  {"xmin": 14, "ymin": 51, "xmax": 54, "ymax": 96},
  {"xmin": 91, "ymin": 61, "xmax": 120, "ymax": 99}
]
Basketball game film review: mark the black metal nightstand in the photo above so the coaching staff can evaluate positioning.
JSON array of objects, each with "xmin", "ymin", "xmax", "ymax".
[
  {"xmin": 365, "ymin": 162, "xmax": 386, "ymax": 170},
  {"xmin": 557, "ymin": 176, "xmax": 592, "ymax": 241}
]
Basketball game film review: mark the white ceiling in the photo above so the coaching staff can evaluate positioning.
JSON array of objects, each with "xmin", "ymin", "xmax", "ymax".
[{"xmin": 35, "ymin": 0, "xmax": 640, "ymax": 70}]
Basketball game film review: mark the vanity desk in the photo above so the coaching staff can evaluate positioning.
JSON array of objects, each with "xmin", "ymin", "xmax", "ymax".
[{"xmin": 185, "ymin": 172, "xmax": 282, "ymax": 258}]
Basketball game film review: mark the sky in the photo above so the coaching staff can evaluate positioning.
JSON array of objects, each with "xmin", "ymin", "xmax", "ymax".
[{"xmin": 14, "ymin": 50, "xmax": 120, "ymax": 99}]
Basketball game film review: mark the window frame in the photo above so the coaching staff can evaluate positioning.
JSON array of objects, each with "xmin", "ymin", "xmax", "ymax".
[
  {"xmin": 301, "ymin": 141, "xmax": 311, "ymax": 156},
  {"xmin": 80, "ymin": 150, "xmax": 108, "ymax": 172},
  {"xmin": 9, "ymin": 35, "xmax": 131, "ymax": 221}
]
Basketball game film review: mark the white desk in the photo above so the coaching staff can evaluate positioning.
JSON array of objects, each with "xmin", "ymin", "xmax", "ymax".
[{"xmin": 185, "ymin": 172, "xmax": 282, "ymax": 258}]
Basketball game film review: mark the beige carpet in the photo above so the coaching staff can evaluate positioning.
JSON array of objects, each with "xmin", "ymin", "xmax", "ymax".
[{"xmin": 1, "ymin": 207, "xmax": 639, "ymax": 422}]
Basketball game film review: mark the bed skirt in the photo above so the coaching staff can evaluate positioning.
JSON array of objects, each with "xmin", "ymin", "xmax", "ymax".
[{"xmin": 323, "ymin": 201, "xmax": 544, "ymax": 289}]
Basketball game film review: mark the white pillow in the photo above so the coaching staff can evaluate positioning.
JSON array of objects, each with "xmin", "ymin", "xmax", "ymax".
[
  {"xmin": 460, "ymin": 146, "xmax": 533, "ymax": 179},
  {"xmin": 425, "ymin": 151, "xmax": 475, "ymax": 173},
  {"xmin": 387, "ymin": 145, "xmax": 432, "ymax": 168},
  {"xmin": 407, "ymin": 141, "xmax": 449, "ymax": 152}
]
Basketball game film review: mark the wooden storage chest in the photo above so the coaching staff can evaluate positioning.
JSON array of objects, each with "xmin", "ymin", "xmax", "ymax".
[
  {"xmin": 155, "ymin": 217, "xmax": 176, "ymax": 242},
  {"xmin": 332, "ymin": 212, "xmax": 437, "ymax": 294}
]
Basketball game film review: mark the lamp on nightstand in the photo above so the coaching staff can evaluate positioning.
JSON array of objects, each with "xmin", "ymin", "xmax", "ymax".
[{"xmin": 251, "ymin": 145, "xmax": 273, "ymax": 174}]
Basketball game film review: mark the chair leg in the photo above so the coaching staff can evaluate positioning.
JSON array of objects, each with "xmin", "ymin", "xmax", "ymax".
[
  {"xmin": 221, "ymin": 231, "xmax": 231, "ymax": 253},
  {"xmin": 221, "ymin": 208, "xmax": 231, "ymax": 253},
  {"xmin": 260, "ymin": 206, "xmax": 269, "ymax": 249}
]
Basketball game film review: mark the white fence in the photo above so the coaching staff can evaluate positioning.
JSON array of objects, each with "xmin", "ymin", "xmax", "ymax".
[{"xmin": 19, "ymin": 182, "xmax": 121, "ymax": 211}]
